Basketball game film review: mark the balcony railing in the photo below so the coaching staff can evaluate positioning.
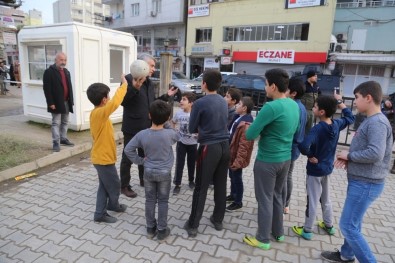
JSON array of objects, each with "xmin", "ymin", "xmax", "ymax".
[{"xmin": 337, "ymin": 0, "xmax": 395, "ymax": 8}]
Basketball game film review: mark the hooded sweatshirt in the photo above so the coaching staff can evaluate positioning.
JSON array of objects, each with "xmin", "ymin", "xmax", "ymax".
[{"xmin": 298, "ymin": 108, "xmax": 355, "ymax": 176}]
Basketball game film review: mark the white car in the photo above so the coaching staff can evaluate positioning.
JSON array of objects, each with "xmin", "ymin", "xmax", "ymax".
[
  {"xmin": 151, "ymin": 70, "xmax": 202, "ymax": 94},
  {"xmin": 193, "ymin": 71, "xmax": 237, "ymax": 82}
]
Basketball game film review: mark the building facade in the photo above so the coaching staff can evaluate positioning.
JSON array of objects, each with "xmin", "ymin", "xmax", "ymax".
[
  {"xmin": 0, "ymin": 6, "xmax": 24, "ymax": 64},
  {"xmin": 103, "ymin": 0, "xmax": 187, "ymax": 72},
  {"xmin": 186, "ymin": 0, "xmax": 337, "ymax": 78},
  {"xmin": 25, "ymin": 9, "xmax": 43, "ymax": 26},
  {"xmin": 54, "ymin": 0, "xmax": 110, "ymax": 27},
  {"xmin": 331, "ymin": 0, "xmax": 395, "ymax": 96}
]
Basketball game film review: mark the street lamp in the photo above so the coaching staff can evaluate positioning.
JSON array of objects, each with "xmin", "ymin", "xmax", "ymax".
[{"xmin": 163, "ymin": 38, "xmax": 170, "ymax": 51}]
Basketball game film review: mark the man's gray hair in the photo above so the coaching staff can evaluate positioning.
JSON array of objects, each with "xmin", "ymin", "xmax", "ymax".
[{"xmin": 137, "ymin": 53, "xmax": 156, "ymax": 63}]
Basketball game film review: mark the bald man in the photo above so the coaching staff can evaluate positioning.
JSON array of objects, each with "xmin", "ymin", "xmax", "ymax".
[{"xmin": 43, "ymin": 52, "xmax": 74, "ymax": 152}]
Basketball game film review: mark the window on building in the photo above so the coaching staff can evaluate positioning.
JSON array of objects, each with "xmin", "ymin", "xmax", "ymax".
[
  {"xmin": 134, "ymin": 35, "xmax": 143, "ymax": 46},
  {"xmin": 152, "ymin": 0, "xmax": 162, "ymax": 13},
  {"xmin": 109, "ymin": 48, "xmax": 124, "ymax": 83},
  {"xmin": 27, "ymin": 45, "xmax": 62, "ymax": 81},
  {"xmin": 371, "ymin": 66, "xmax": 385, "ymax": 77},
  {"xmin": 223, "ymin": 23, "xmax": 309, "ymax": 42},
  {"xmin": 196, "ymin": 28, "xmax": 212, "ymax": 43},
  {"xmin": 131, "ymin": 3, "xmax": 140, "ymax": 16},
  {"xmin": 344, "ymin": 64, "xmax": 357, "ymax": 75},
  {"xmin": 358, "ymin": 65, "xmax": 371, "ymax": 76},
  {"xmin": 190, "ymin": 0, "xmax": 219, "ymax": 5}
]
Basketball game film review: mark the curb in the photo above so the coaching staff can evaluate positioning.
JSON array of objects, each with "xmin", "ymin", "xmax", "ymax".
[{"xmin": 0, "ymin": 131, "xmax": 124, "ymax": 183}]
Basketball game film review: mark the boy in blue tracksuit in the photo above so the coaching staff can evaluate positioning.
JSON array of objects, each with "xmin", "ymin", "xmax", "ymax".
[{"xmin": 292, "ymin": 93, "xmax": 355, "ymax": 240}]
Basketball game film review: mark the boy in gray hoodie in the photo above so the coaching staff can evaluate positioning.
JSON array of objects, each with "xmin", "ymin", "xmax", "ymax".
[{"xmin": 321, "ymin": 81, "xmax": 393, "ymax": 263}]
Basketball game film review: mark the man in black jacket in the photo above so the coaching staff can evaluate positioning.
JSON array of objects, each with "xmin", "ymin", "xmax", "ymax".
[
  {"xmin": 120, "ymin": 53, "xmax": 178, "ymax": 198},
  {"xmin": 43, "ymin": 52, "xmax": 74, "ymax": 152}
]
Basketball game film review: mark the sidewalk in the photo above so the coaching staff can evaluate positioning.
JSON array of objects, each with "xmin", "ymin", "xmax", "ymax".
[{"xmin": 1, "ymin": 85, "xmax": 395, "ymax": 262}]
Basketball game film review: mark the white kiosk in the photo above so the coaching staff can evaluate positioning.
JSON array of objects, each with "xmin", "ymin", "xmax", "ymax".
[{"xmin": 18, "ymin": 22, "xmax": 136, "ymax": 131}]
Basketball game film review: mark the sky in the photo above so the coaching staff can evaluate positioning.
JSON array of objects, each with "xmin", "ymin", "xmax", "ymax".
[{"xmin": 20, "ymin": 0, "xmax": 57, "ymax": 24}]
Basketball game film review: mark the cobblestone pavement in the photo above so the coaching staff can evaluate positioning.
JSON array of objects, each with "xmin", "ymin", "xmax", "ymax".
[{"xmin": 0, "ymin": 144, "xmax": 394, "ymax": 263}]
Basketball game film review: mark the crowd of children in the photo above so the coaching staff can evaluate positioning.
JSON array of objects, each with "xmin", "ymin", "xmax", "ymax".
[{"xmin": 86, "ymin": 63, "xmax": 391, "ymax": 262}]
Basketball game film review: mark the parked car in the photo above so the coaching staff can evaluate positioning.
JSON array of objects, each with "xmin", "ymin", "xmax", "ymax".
[
  {"xmin": 221, "ymin": 74, "xmax": 267, "ymax": 112},
  {"xmin": 151, "ymin": 70, "xmax": 202, "ymax": 94},
  {"xmin": 193, "ymin": 71, "xmax": 237, "ymax": 82}
]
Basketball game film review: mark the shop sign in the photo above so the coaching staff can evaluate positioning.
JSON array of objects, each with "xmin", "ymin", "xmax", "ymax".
[
  {"xmin": 285, "ymin": 0, "xmax": 324, "ymax": 9},
  {"xmin": 188, "ymin": 4, "xmax": 210, "ymax": 17},
  {"xmin": 257, "ymin": 50, "xmax": 295, "ymax": 64},
  {"xmin": 204, "ymin": 57, "xmax": 219, "ymax": 68},
  {"xmin": 221, "ymin": 56, "xmax": 232, "ymax": 65},
  {"xmin": 191, "ymin": 45, "xmax": 213, "ymax": 55},
  {"xmin": 2, "ymin": 32, "xmax": 17, "ymax": 45}
]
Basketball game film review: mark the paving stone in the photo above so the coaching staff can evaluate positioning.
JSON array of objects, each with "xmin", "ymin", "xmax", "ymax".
[
  {"xmin": 215, "ymin": 245, "xmax": 239, "ymax": 261},
  {"xmin": 28, "ymin": 225, "xmax": 53, "ymax": 238},
  {"xmin": 97, "ymin": 235, "xmax": 124, "ymax": 250},
  {"xmin": 13, "ymin": 248, "xmax": 43, "ymax": 262},
  {"xmin": 19, "ymin": 235, "xmax": 48, "ymax": 250},
  {"xmin": 137, "ymin": 247, "xmax": 163, "ymax": 262},
  {"xmin": 5, "ymin": 230, "xmax": 32, "ymax": 245},
  {"xmin": 54, "ymin": 247, "xmax": 83, "ymax": 262},
  {"xmin": 59, "ymin": 236, "xmax": 86, "ymax": 250},
  {"xmin": 0, "ymin": 226, "xmax": 17, "ymax": 239},
  {"xmin": 75, "ymin": 241, "xmax": 105, "ymax": 258},
  {"xmin": 176, "ymin": 247, "xmax": 202, "ymax": 262},
  {"xmin": 32, "ymin": 254, "xmax": 62, "ymax": 263},
  {"xmin": 95, "ymin": 247, "xmax": 123, "ymax": 262},
  {"xmin": 42, "ymin": 231, "xmax": 69, "ymax": 245},
  {"xmin": 77, "ymin": 253, "xmax": 104, "ymax": 263},
  {"xmin": 116, "ymin": 241, "xmax": 144, "ymax": 258},
  {"xmin": 0, "ymin": 241, "xmax": 25, "ymax": 257}
]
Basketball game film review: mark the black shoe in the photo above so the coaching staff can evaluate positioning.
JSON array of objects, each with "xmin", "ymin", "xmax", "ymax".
[
  {"xmin": 108, "ymin": 204, "xmax": 127, "ymax": 212},
  {"xmin": 226, "ymin": 195, "xmax": 234, "ymax": 203},
  {"xmin": 321, "ymin": 250, "xmax": 355, "ymax": 262},
  {"xmin": 60, "ymin": 138, "xmax": 74, "ymax": 146},
  {"xmin": 183, "ymin": 220, "xmax": 197, "ymax": 238},
  {"xmin": 121, "ymin": 186, "xmax": 137, "ymax": 198},
  {"xmin": 173, "ymin": 185, "xmax": 181, "ymax": 195},
  {"xmin": 210, "ymin": 215, "xmax": 223, "ymax": 231},
  {"xmin": 226, "ymin": 202, "xmax": 242, "ymax": 212},
  {"xmin": 157, "ymin": 227, "xmax": 170, "ymax": 241},
  {"xmin": 5, "ymin": 89, "xmax": 9, "ymax": 91},
  {"xmin": 147, "ymin": 226, "xmax": 157, "ymax": 239},
  {"xmin": 94, "ymin": 213, "xmax": 117, "ymax": 223},
  {"xmin": 53, "ymin": 142, "xmax": 60, "ymax": 152},
  {"xmin": 188, "ymin": 181, "xmax": 195, "ymax": 189}
]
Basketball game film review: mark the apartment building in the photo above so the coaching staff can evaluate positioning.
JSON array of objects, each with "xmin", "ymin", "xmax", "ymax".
[
  {"xmin": 25, "ymin": 9, "xmax": 43, "ymax": 26},
  {"xmin": 186, "ymin": 0, "xmax": 337, "ymax": 78},
  {"xmin": 0, "ymin": 6, "xmax": 24, "ymax": 63},
  {"xmin": 53, "ymin": 0, "xmax": 110, "ymax": 27},
  {"xmin": 331, "ymin": 0, "xmax": 395, "ymax": 96},
  {"xmin": 103, "ymin": 0, "xmax": 187, "ymax": 71}
]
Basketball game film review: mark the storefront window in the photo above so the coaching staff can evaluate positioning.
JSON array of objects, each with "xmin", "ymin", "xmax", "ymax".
[{"xmin": 27, "ymin": 45, "xmax": 62, "ymax": 81}]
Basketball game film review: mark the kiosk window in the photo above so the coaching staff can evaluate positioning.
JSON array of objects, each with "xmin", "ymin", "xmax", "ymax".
[{"xmin": 27, "ymin": 45, "xmax": 62, "ymax": 81}]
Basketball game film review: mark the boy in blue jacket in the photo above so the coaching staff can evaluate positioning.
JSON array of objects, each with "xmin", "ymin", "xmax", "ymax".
[{"xmin": 292, "ymin": 93, "xmax": 354, "ymax": 240}]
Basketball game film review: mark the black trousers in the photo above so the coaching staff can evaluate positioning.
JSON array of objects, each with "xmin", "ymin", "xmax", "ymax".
[
  {"xmin": 187, "ymin": 141, "xmax": 230, "ymax": 228},
  {"xmin": 120, "ymin": 133, "xmax": 144, "ymax": 188},
  {"xmin": 173, "ymin": 142, "xmax": 197, "ymax": 186}
]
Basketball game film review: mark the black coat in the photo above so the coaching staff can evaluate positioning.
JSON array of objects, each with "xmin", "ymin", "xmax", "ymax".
[
  {"xmin": 43, "ymin": 64, "xmax": 74, "ymax": 114},
  {"xmin": 121, "ymin": 74, "xmax": 169, "ymax": 135}
]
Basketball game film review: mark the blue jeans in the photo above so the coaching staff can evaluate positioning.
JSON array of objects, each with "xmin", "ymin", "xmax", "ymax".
[
  {"xmin": 144, "ymin": 168, "xmax": 171, "ymax": 230},
  {"xmin": 340, "ymin": 179, "xmax": 384, "ymax": 263},
  {"xmin": 229, "ymin": 168, "xmax": 243, "ymax": 204},
  {"xmin": 51, "ymin": 101, "xmax": 70, "ymax": 143}
]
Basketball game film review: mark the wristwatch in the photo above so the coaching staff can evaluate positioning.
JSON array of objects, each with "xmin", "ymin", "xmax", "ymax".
[{"xmin": 336, "ymin": 99, "xmax": 343, "ymax": 105}]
